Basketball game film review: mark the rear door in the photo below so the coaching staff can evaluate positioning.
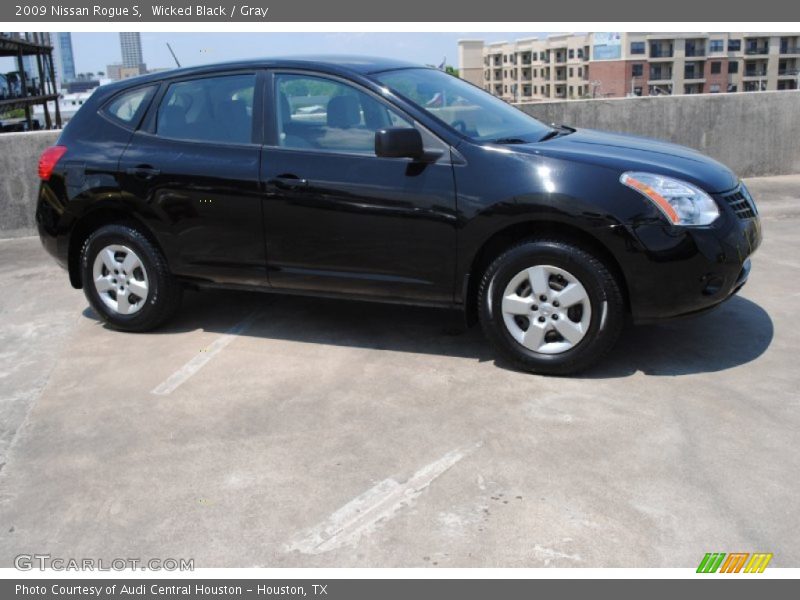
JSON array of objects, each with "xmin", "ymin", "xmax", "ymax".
[
  {"xmin": 260, "ymin": 71, "xmax": 458, "ymax": 304},
  {"xmin": 119, "ymin": 71, "xmax": 267, "ymax": 286}
]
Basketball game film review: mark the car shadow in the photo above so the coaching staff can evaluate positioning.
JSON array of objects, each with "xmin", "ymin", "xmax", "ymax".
[{"xmin": 82, "ymin": 290, "xmax": 773, "ymax": 378}]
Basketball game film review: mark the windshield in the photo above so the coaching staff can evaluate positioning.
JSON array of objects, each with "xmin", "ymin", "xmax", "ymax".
[{"xmin": 374, "ymin": 68, "xmax": 552, "ymax": 143}]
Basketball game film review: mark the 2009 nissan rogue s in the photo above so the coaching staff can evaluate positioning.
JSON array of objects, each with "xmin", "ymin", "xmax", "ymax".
[{"xmin": 36, "ymin": 56, "xmax": 762, "ymax": 374}]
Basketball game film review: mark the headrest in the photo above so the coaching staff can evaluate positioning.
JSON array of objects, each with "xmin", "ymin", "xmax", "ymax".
[{"xmin": 327, "ymin": 95, "xmax": 361, "ymax": 129}]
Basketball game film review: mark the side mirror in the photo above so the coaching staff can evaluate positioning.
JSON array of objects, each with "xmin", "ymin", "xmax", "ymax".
[{"xmin": 375, "ymin": 128, "xmax": 426, "ymax": 160}]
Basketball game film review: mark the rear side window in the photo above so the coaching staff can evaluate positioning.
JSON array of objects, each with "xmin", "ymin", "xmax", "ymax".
[
  {"xmin": 156, "ymin": 74, "xmax": 255, "ymax": 144},
  {"xmin": 104, "ymin": 86, "xmax": 156, "ymax": 126}
]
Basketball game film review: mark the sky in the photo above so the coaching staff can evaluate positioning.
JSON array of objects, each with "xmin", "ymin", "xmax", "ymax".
[{"xmin": 67, "ymin": 32, "xmax": 549, "ymax": 75}]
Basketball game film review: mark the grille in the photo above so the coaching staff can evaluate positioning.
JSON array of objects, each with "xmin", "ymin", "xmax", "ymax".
[{"xmin": 721, "ymin": 186, "xmax": 757, "ymax": 220}]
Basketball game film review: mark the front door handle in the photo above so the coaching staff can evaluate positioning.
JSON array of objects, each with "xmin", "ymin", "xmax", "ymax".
[
  {"xmin": 268, "ymin": 175, "xmax": 309, "ymax": 191},
  {"xmin": 126, "ymin": 165, "xmax": 161, "ymax": 180}
]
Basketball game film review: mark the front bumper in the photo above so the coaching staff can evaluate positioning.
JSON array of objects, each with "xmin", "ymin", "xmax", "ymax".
[{"xmin": 621, "ymin": 185, "xmax": 762, "ymax": 324}]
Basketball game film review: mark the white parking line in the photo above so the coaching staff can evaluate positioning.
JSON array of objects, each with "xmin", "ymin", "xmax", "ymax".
[
  {"xmin": 151, "ymin": 311, "xmax": 260, "ymax": 396},
  {"xmin": 286, "ymin": 442, "xmax": 482, "ymax": 554}
]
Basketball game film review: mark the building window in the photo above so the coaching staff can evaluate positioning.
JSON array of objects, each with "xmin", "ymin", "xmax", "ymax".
[
  {"xmin": 728, "ymin": 84, "xmax": 738, "ymax": 92},
  {"xmin": 710, "ymin": 61, "xmax": 722, "ymax": 74},
  {"xmin": 569, "ymin": 67, "xmax": 573, "ymax": 77},
  {"xmin": 568, "ymin": 49, "xmax": 574, "ymax": 59},
  {"xmin": 533, "ymin": 69, "xmax": 537, "ymax": 77},
  {"xmin": 578, "ymin": 67, "xmax": 583, "ymax": 77},
  {"xmin": 632, "ymin": 64, "xmax": 643, "ymax": 77},
  {"xmin": 577, "ymin": 48, "xmax": 584, "ymax": 58},
  {"xmin": 728, "ymin": 61, "xmax": 739, "ymax": 74},
  {"xmin": 710, "ymin": 84, "xmax": 721, "ymax": 93},
  {"xmin": 630, "ymin": 41, "xmax": 646, "ymax": 55},
  {"xmin": 728, "ymin": 39, "xmax": 741, "ymax": 52},
  {"xmin": 709, "ymin": 40, "xmax": 724, "ymax": 53}
]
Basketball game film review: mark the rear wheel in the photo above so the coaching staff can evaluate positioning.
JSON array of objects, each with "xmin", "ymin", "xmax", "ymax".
[
  {"xmin": 478, "ymin": 239, "xmax": 624, "ymax": 375},
  {"xmin": 80, "ymin": 223, "xmax": 182, "ymax": 332}
]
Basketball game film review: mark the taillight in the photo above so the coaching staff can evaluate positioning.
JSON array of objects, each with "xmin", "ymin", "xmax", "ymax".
[{"xmin": 38, "ymin": 145, "xmax": 68, "ymax": 181}]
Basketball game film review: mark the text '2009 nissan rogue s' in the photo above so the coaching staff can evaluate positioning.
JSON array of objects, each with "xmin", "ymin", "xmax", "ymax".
[{"xmin": 36, "ymin": 56, "xmax": 762, "ymax": 375}]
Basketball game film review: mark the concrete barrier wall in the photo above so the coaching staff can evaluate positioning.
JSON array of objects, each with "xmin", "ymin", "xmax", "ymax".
[
  {"xmin": 517, "ymin": 91, "xmax": 800, "ymax": 178},
  {"xmin": 0, "ymin": 130, "xmax": 59, "ymax": 238},
  {"xmin": 1, "ymin": 91, "xmax": 799, "ymax": 237}
]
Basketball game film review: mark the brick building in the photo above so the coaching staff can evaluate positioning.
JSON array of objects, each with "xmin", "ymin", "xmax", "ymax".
[{"xmin": 459, "ymin": 33, "xmax": 800, "ymax": 102}]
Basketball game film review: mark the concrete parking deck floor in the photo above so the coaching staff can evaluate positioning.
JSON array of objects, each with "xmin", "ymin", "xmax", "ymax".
[{"xmin": 1, "ymin": 176, "xmax": 798, "ymax": 568}]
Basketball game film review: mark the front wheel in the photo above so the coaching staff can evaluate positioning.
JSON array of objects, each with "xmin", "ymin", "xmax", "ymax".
[
  {"xmin": 80, "ymin": 223, "xmax": 182, "ymax": 332},
  {"xmin": 478, "ymin": 239, "xmax": 624, "ymax": 375}
]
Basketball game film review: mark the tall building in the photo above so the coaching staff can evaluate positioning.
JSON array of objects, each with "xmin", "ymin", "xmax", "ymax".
[
  {"xmin": 459, "ymin": 33, "xmax": 800, "ymax": 102},
  {"xmin": 52, "ymin": 32, "xmax": 76, "ymax": 87},
  {"xmin": 119, "ymin": 32, "xmax": 146, "ymax": 74}
]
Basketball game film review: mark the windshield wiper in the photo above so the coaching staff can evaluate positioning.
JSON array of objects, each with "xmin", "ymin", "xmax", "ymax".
[
  {"xmin": 490, "ymin": 137, "xmax": 529, "ymax": 144},
  {"xmin": 538, "ymin": 123, "xmax": 576, "ymax": 142}
]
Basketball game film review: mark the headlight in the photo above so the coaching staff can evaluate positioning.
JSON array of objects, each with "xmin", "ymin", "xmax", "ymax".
[{"xmin": 620, "ymin": 172, "xmax": 719, "ymax": 226}]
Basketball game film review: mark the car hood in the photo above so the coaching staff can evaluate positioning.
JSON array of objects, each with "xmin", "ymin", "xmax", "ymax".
[{"xmin": 514, "ymin": 128, "xmax": 739, "ymax": 194}]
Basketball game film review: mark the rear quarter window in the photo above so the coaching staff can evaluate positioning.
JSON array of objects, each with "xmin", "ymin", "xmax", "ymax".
[{"xmin": 102, "ymin": 85, "xmax": 157, "ymax": 128}]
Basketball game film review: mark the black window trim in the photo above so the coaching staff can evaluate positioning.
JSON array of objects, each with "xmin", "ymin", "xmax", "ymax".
[
  {"xmin": 264, "ymin": 68, "xmax": 450, "ymax": 161},
  {"xmin": 138, "ymin": 69, "xmax": 264, "ymax": 148},
  {"xmin": 99, "ymin": 84, "xmax": 159, "ymax": 131}
]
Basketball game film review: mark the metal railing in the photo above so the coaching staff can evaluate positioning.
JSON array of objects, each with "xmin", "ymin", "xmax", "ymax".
[{"xmin": 650, "ymin": 48, "xmax": 674, "ymax": 58}]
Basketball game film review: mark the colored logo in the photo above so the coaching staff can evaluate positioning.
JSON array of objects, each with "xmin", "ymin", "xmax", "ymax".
[{"xmin": 697, "ymin": 552, "xmax": 773, "ymax": 573}]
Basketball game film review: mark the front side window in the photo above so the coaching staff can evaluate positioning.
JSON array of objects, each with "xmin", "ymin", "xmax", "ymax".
[
  {"xmin": 710, "ymin": 40, "xmax": 724, "ymax": 53},
  {"xmin": 156, "ymin": 74, "xmax": 255, "ymax": 144},
  {"xmin": 375, "ymin": 68, "xmax": 552, "ymax": 143},
  {"xmin": 728, "ymin": 39, "xmax": 742, "ymax": 52},
  {"xmin": 274, "ymin": 74, "xmax": 413, "ymax": 155},
  {"xmin": 104, "ymin": 85, "xmax": 155, "ymax": 126}
]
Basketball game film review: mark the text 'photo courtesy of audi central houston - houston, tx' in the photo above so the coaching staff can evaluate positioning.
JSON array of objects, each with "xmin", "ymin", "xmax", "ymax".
[{"xmin": 36, "ymin": 56, "xmax": 761, "ymax": 374}]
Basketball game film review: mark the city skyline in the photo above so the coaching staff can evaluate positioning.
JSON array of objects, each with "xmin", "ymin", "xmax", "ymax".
[{"xmin": 67, "ymin": 32, "xmax": 543, "ymax": 76}]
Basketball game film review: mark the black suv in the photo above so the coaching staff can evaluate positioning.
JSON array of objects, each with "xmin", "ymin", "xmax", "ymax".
[{"xmin": 36, "ymin": 56, "xmax": 761, "ymax": 374}]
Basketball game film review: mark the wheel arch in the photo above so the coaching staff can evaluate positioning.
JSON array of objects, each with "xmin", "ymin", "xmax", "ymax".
[
  {"xmin": 67, "ymin": 205, "xmax": 165, "ymax": 289},
  {"xmin": 464, "ymin": 219, "xmax": 631, "ymax": 324}
]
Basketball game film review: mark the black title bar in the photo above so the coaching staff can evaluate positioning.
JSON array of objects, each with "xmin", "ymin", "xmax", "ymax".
[
  {"xmin": 3, "ymin": 0, "xmax": 800, "ymax": 22},
  {"xmin": 4, "ymin": 579, "xmax": 798, "ymax": 600}
]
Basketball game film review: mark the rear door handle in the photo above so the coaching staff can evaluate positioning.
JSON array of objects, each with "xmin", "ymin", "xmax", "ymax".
[
  {"xmin": 268, "ymin": 176, "xmax": 309, "ymax": 190},
  {"xmin": 126, "ymin": 165, "xmax": 161, "ymax": 180}
]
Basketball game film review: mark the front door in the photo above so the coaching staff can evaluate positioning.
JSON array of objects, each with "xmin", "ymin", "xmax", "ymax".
[{"xmin": 260, "ymin": 72, "xmax": 458, "ymax": 303}]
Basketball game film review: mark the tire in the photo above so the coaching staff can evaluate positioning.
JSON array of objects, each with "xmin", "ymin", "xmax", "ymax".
[
  {"xmin": 478, "ymin": 238, "xmax": 624, "ymax": 375},
  {"xmin": 80, "ymin": 223, "xmax": 182, "ymax": 332}
]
